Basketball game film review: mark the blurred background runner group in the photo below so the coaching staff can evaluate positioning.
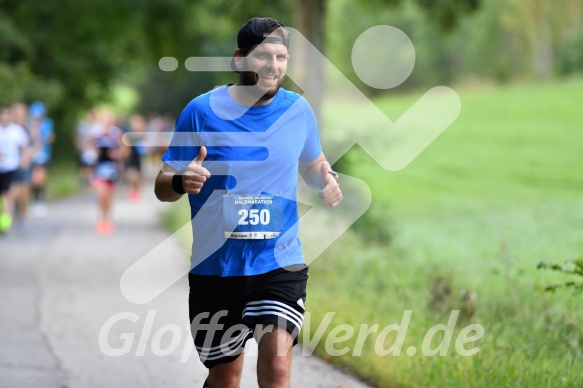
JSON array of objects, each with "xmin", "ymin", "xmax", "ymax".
[{"xmin": 0, "ymin": 101, "xmax": 174, "ymax": 236}]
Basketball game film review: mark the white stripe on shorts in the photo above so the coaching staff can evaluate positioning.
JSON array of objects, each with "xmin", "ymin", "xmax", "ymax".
[
  {"xmin": 243, "ymin": 300, "xmax": 304, "ymax": 331},
  {"xmin": 245, "ymin": 300, "xmax": 304, "ymax": 321},
  {"xmin": 196, "ymin": 328, "xmax": 251, "ymax": 359}
]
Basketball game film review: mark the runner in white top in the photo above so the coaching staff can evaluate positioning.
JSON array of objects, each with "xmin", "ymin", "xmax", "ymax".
[{"xmin": 0, "ymin": 105, "xmax": 29, "ymax": 234}]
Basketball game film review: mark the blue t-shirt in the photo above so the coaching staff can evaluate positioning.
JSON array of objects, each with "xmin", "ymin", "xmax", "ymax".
[
  {"xmin": 162, "ymin": 85, "xmax": 322, "ymax": 276},
  {"xmin": 33, "ymin": 118, "xmax": 54, "ymax": 165}
]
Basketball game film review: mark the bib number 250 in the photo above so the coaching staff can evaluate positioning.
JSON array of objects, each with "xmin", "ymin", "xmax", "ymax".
[{"xmin": 238, "ymin": 209, "xmax": 270, "ymax": 226}]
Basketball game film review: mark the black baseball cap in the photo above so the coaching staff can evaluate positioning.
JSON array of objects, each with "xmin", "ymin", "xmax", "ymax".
[
  {"xmin": 237, "ymin": 17, "xmax": 290, "ymax": 50},
  {"xmin": 231, "ymin": 17, "xmax": 290, "ymax": 73}
]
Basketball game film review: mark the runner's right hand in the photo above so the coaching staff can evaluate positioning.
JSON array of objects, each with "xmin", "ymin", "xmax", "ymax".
[{"xmin": 182, "ymin": 146, "xmax": 211, "ymax": 194}]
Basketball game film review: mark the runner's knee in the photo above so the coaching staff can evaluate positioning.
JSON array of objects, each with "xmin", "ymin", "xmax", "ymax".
[
  {"xmin": 207, "ymin": 367, "xmax": 242, "ymax": 388},
  {"xmin": 257, "ymin": 355, "xmax": 291, "ymax": 388}
]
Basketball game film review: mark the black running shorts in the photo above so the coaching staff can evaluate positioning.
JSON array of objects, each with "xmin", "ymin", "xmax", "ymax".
[
  {"xmin": 0, "ymin": 170, "xmax": 15, "ymax": 194},
  {"xmin": 188, "ymin": 265, "xmax": 308, "ymax": 368}
]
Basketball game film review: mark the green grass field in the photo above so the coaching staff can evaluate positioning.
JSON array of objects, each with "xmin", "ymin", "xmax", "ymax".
[
  {"xmin": 163, "ymin": 78, "xmax": 583, "ymax": 387},
  {"xmin": 306, "ymin": 78, "xmax": 583, "ymax": 387}
]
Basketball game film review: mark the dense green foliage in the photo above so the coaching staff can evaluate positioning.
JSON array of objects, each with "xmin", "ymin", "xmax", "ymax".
[
  {"xmin": 0, "ymin": 0, "xmax": 293, "ymax": 158},
  {"xmin": 0, "ymin": 0, "xmax": 196, "ymax": 107},
  {"xmin": 326, "ymin": 0, "xmax": 583, "ymax": 94},
  {"xmin": 3, "ymin": 0, "xmax": 581, "ymax": 161},
  {"xmin": 0, "ymin": 0, "xmax": 195, "ymax": 157}
]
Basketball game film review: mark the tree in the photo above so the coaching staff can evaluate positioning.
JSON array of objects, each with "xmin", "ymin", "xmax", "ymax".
[
  {"xmin": 0, "ymin": 0, "xmax": 193, "ymax": 159},
  {"xmin": 293, "ymin": 0, "xmax": 326, "ymax": 123},
  {"xmin": 291, "ymin": 0, "xmax": 480, "ymax": 125}
]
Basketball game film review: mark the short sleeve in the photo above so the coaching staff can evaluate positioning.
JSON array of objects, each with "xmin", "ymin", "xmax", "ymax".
[
  {"xmin": 161, "ymin": 102, "xmax": 202, "ymax": 171},
  {"xmin": 17, "ymin": 125, "xmax": 29, "ymax": 146},
  {"xmin": 43, "ymin": 118, "xmax": 54, "ymax": 139},
  {"xmin": 298, "ymin": 97, "xmax": 322, "ymax": 163}
]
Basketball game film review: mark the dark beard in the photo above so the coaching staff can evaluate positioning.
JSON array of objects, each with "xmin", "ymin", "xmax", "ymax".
[{"xmin": 240, "ymin": 71, "xmax": 283, "ymax": 101}]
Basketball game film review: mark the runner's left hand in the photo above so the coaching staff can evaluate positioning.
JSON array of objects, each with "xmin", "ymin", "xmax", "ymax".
[{"xmin": 318, "ymin": 161, "xmax": 342, "ymax": 207}]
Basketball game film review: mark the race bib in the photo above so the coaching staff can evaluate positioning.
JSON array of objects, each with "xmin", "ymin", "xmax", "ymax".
[
  {"xmin": 94, "ymin": 161, "xmax": 118, "ymax": 181},
  {"xmin": 223, "ymin": 194, "xmax": 283, "ymax": 239},
  {"xmin": 81, "ymin": 150, "xmax": 98, "ymax": 165}
]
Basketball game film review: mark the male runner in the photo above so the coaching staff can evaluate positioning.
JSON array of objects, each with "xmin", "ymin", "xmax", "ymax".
[
  {"xmin": 9, "ymin": 102, "xmax": 33, "ymax": 229},
  {"xmin": 0, "ymin": 105, "xmax": 29, "ymax": 234},
  {"xmin": 155, "ymin": 17, "xmax": 341, "ymax": 387},
  {"xmin": 29, "ymin": 102, "xmax": 55, "ymax": 217}
]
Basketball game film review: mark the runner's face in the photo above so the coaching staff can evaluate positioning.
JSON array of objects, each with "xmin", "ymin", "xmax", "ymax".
[
  {"xmin": 240, "ymin": 41, "xmax": 289, "ymax": 101},
  {"xmin": 0, "ymin": 109, "xmax": 11, "ymax": 126},
  {"xmin": 11, "ymin": 104, "xmax": 27, "ymax": 126}
]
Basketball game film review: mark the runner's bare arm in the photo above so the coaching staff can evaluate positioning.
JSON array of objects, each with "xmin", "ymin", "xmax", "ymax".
[
  {"xmin": 19, "ymin": 144, "xmax": 27, "ymax": 168},
  {"xmin": 299, "ymin": 152, "xmax": 342, "ymax": 207},
  {"xmin": 154, "ymin": 163, "xmax": 182, "ymax": 202},
  {"xmin": 154, "ymin": 146, "xmax": 210, "ymax": 202}
]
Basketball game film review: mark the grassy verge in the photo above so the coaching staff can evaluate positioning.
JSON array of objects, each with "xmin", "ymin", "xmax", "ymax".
[
  {"xmin": 161, "ymin": 77, "xmax": 583, "ymax": 387},
  {"xmin": 305, "ymin": 77, "xmax": 583, "ymax": 386},
  {"xmin": 160, "ymin": 196, "xmax": 192, "ymax": 252},
  {"xmin": 47, "ymin": 161, "xmax": 81, "ymax": 199}
]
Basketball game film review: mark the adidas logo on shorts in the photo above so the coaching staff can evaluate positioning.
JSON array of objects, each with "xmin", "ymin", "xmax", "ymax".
[{"xmin": 297, "ymin": 298, "xmax": 305, "ymax": 309}]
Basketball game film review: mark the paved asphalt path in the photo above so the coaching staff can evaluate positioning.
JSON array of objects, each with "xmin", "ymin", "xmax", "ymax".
[{"xmin": 0, "ymin": 182, "xmax": 371, "ymax": 388}]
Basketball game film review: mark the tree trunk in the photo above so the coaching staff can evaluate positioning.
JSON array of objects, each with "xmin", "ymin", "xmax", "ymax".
[{"xmin": 294, "ymin": 0, "xmax": 326, "ymax": 126}]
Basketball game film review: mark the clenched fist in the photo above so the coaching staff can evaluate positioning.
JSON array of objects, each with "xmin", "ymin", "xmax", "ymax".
[{"xmin": 318, "ymin": 161, "xmax": 342, "ymax": 207}]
